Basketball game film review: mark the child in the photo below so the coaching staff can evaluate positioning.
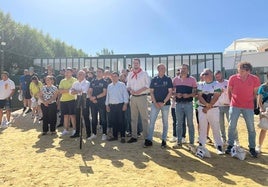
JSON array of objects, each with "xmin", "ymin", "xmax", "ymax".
[{"xmin": 29, "ymin": 76, "xmax": 43, "ymax": 120}]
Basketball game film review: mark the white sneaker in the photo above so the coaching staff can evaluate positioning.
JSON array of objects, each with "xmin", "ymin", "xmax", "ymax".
[
  {"xmin": 216, "ymin": 146, "xmax": 225, "ymax": 155},
  {"xmin": 256, "ymin": 146, "xmax": 262, "ymax": 153},
  {"xmin": 61, "ymin": 129, "xmax": 69, "ymax": 136},
  {"xmin": 71, "ymin": 129, "xmax": 76, "ymax": 136},
  {"xmin": 170, "ymin": 136, "xmax": 177, "ymax": 143},
  {"xmin": 1, "ymin": 120, "xmax": 8, "ymax": 128},
  {"xmin": 101, "ymin": 134, "xmax": 107, "ymax": 141},
  {"xmin": 87, "ymin": 134, "xmax": 97, "ymax": 140},
  {"xmin": 234, "ymin": 140, "xmax": 240, "ymax": 146},
  {"xmin": 182, "ymin": 137, "xmax": 186, "ymax": 144},
  {"xmin": 188, "ymin": 144, "xmax": 196, "ymax": 153}
]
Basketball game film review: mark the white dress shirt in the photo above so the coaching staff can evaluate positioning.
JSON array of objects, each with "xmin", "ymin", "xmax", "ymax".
[
  {"xmin": 126, "ymin": 70, "xmax": 150, "ymax": 95},
  {"xmin": 70, "ymin": 79, "xmax": 90, "ymax": 97}
]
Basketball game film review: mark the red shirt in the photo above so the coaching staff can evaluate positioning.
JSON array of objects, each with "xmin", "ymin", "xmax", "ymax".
[{"xmin": 228, "ymin": 74, "xmax": 260, "ymax": 109}]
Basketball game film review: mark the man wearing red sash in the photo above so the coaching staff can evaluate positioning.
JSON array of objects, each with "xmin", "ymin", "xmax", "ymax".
[{"xmin": 126, "ymin": 58, "xmax": 150, "ymax": 143}]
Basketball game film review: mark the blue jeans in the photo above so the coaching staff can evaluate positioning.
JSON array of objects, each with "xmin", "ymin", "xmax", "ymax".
[
  {"xmin": 219, "ymin": 106, "xmax": 229, "ymax": 141},
  {"xmin": 147, "ymin": 104, "xmax": 170, "ymax": 141},
  {"xmin": 220, "ymin": 106, "xmax": 238, "ymax": 142},
  {"xmin": 176, "ymin": 102, "xmax": 195, "ymax": 144},
  {"xmin": 228, "ymin": 106, "xmax": 256, "ymax": 148}
]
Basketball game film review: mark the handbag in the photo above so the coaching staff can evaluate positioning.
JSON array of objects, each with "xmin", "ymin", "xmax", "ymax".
[
  {"xmin": 258, "ymin": 115, "xmax": 268, "ymax": 130},
  {"xmin": 231, "ymin": 145, "xmax": 246, "ymax": 160}
]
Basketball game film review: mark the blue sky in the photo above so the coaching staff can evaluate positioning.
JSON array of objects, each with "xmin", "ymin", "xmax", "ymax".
[{"xmin": 0, "ymin": 0, "xmax": 267, "ymax": 56}]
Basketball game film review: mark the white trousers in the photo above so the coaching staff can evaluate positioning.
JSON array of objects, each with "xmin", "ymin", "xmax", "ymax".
[{"xmin": 198, "ymin": 107, "xmax": 223, "ymax": 147}]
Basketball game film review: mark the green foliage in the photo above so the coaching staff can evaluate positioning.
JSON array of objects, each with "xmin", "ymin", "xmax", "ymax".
[
  {"xmin": 96, "ymin": 48, "xmax": 114, "ymax": 56},
  {"xmin": 0, "ymin": 10, "xmax": 88, "ymax": 74}
]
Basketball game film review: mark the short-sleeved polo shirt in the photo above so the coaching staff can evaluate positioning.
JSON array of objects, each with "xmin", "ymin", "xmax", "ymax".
[{"xmin": 150, "ymin": 75, "xmax": 173, "ymax": 105}]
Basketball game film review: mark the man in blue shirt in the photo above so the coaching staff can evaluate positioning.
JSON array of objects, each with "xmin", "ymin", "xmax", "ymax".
[
  {"xmin": 106, "ymin": 72, "xmax": 129, "ymax": 143},
  {"xmin": 88, "ymin": 68, "xmax": 108, "ymax": 141},
  {"xmin": 144, "ymin": 64, "xmax": 173, "ymax": 148},
  {"xmin": 19, "ymin": 69, "xmax": 31, "ymax": 112}
]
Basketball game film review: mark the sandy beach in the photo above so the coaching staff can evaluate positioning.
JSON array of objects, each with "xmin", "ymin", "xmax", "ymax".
[{"xmin": 0, "ymin": 109, "xmax": 267, "ymax": 187}]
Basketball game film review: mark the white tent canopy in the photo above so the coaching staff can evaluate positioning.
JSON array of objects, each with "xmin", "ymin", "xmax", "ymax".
[{"xmin": 224, "ymin": 38, "xmax": 268, "ymax": 53}]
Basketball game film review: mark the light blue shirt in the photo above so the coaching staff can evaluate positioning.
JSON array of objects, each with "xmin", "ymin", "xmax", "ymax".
[{"xmin": 105, "ymin": 81, "xmax": 129, "ymax": 105}]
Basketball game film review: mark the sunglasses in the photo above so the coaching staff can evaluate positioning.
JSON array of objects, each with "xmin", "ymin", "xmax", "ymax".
[{"xmin": 202, "ymin": 73, "xmax": 209, "ymax": 76}]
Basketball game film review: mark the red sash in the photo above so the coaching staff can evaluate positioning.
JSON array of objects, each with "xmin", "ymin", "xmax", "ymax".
[{"xmin": 131, "ymin": 68, "xmax": 142, "ymax": 79}]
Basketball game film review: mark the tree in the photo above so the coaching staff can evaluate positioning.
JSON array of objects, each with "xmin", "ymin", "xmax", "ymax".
[{"xmin": 96, "ymin": 48, "xmax": 114, "ymax": 56}]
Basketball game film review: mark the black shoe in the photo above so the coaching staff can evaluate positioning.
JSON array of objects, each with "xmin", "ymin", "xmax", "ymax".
[
  {"xmin": 121, "ymin": 138, "xmax": 126, "ymax": 143},
  {"xmin": 143, "ymin": 139, "xmax": 153, "ymax": 147},
  {"xmin": 22, "ymin": 107, "xmax": 27, "ymax": 112},
  {"xmin": 126, "ymin": 133, "xmax": 132, "ymax": 137},
  {"xmin": 38, "ymin": 117, "xmax": 43, "ymax": 121},
  {"xmin": 108, "ymin": 137, "xmax": 118, "ymax": 141},
  {"xmin": 217, "ymin": 146, "xmax": 225, "ymax": 155},
  {"xmin": 225, "ymin": 145, "xmax": 233, "ymax": 155},
  {"xmin": 127, "ymin": 137, "xmax": 137, "ymax": 143},
  {"xmin": 249, "ymin": 148, "xmax": 258, "ymax": 158},
  {"xmin": 207, "ymin": 136, "xmax": 213, "ymax": 144},
  {"xmin": 70, "ymin": 134, "xmax": 80, "ymax": 138},
  {"xmin": 25, "ymin": 108, "xmax": 32, "ymax": 114},
  {"xmin": 161, "ymin": 140, "xmax": 167, "ymax": 148},
  {"xmin": 41, "ymin": 132, "xmax": 47, "ymax": 136},
  {"xmin": 57, "ymin": 123, "xmax": 63, "ymax": 128}
]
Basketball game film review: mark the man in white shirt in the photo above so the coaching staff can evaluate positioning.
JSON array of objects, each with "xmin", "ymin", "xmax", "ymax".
[
  {"xmin": 0, "ymin": 71, "xmax": 15, "ymax": 128},
  {"xmin": 214, "ymin": 70, "xmax": 238, "ymax": 145},
  {"xmin": 70, "ymin": 70, "xmax": 90, "ymax": 138},
  {"xmin": 126, "ymin": 58, "xmax": 150, "ymax": 143}
]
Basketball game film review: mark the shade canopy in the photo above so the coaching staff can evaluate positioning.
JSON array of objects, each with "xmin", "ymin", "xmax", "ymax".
[{"xmin": 224, "ymin": 38, "xmax": 268, "ymax": 53}]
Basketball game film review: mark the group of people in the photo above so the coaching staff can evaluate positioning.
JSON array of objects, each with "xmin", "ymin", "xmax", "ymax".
[{"xmin": 0, "ymin": 59, "xmax": 267, "ymax": 159}]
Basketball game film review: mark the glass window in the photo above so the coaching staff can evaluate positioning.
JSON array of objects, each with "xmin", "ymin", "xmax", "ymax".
[
  {"xmin": 91, "ymin": 59, "xmax": 98, "ymax": 71},
  {"xmin": 67, "ymin": 58, "xmax": 73, "ymax": 68},
  {"xmin": 105, "ymin": 59, "xmax": 111, "ymax": 70},
  {"xmin": 98, "ymin": 59, "xmax": 104, "ymax": 69},
  {"xmin": 175, "ymin": 55, "xmax": 182, "ymax": 70},
  {"xmin": 79, "ymin": 58, "xmax": 85, "ymax": 69},
  {"xmin": 140, "ymin": 58, "xmax": 146, "ymax": 70},
  {"xmin": 196, "ymin": 55, "xmax": 205, "ymax": 78},
  {"xmin": 85, "ymin": 58, "xmax": 91, "ymax": 69},
  {"xmin": 54, "ymin": 59, "xmax": 60, "ymax": 71},
  {"xmin": 112, "ymin": 59, "xmax": 118, "ymax": 72},
  {"xmin": 42, "ymin": 59, "xmax": 48, "ymax": 69},
  {"xmin": 182, "ymin": 55, "xmax": 190, "ymax": 66},
  {"xmin": 146, "ymin": 57, "xmax": 153, "ymax": 77},
  {"xmin": 33, "ymin": 59, "xmax": 41, "ymax": 67},
  {"xmin": 153, "ymin": 57, "xmax": 160, "ymax": 77},
  {"xmin": 126, "ymin": 58, "xmax": 132, "ymax": 71},
  {"xmin": 168, "ymin": 56, "xmax": 175, "ymax": 77},
  {"xmin": 190, "ymin": 55, "xmax": 197, "ymax": 75},
  {"xmin": 117, "ymin": 58, "xmax": 124, "ymax": 72},
  {"xmin": 214, "ymin": 54, "xmax": 222, "ymax": 72},
  {"xmin": 204, "ymin": 55, "xmax": 213, "ymax": 70}
]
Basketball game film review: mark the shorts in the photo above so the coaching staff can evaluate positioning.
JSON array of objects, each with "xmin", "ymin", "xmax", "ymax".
[
  {"xmin": 0, "ymin": 99, "xmax": 11, "ymax": 110},
  {"xmin": 23, "ymin": 89, "xmax": 31, "ymax": 99},
  {"xmin": 60, "ymin": 100, "xmax": 76, "ymax": 115}
]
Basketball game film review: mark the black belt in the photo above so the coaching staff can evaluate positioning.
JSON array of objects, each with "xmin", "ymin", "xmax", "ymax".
[
  {"xmin": 109, "ymin": 103, "xmax": 123, "ymax": 106},
  {"xmin": 200, "ymin": 105, "xmax": 219, "ymax": 108},
  {"xmin": 177, "ymin": 101, "xmax": 192, "ymax": 103},
  {"xmin": 132, "ymin": 94, "xmax": 147, "ymax": 97}
]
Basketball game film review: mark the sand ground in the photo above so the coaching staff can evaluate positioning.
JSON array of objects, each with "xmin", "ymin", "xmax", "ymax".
[{"xmin": 0, "ymin": 109, "xmax": 267, "ymax": 187}]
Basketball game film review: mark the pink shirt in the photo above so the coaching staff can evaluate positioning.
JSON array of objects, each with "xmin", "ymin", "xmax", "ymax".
[{"xmin": 228, "ymin": 74, "xmax": 260, "ymax": 109}]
